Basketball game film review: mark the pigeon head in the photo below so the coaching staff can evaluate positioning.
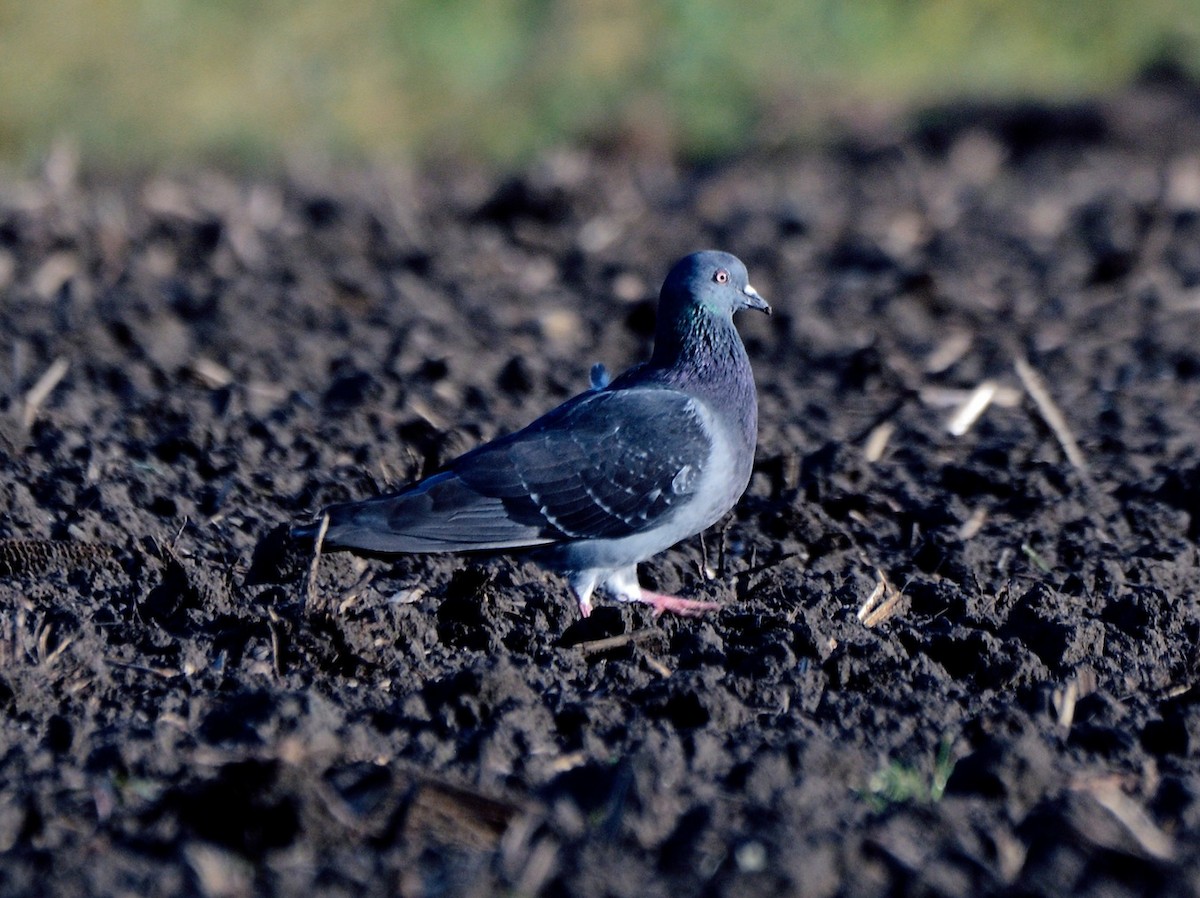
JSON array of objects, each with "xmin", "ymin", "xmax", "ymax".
[
  {"xmin": 658, "ymin": 251, "xmax": 770, "ymax": 325},
  {"xmin": 651, "ymin": 251, "xmax": 769, "ymax": 366}
]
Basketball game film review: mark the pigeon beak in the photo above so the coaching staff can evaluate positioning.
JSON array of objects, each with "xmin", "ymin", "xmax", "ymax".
[{"xmin": 742, "ymin": 284, "xmax": 771, "ymax": 315}]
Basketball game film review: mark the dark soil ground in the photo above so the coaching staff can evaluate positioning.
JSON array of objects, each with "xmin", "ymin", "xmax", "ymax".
[{"xmin": 4, "ymin": 75, "xmax": 1200, "ymax": 897}]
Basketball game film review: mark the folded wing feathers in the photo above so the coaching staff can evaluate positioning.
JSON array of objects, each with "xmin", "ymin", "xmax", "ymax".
[{"xmin": 319, "ymin": 388, "xmax": 713, "ymax": 553}]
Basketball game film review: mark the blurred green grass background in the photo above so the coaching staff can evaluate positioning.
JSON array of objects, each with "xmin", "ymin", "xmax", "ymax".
[{"xmin": 1, "ymin": 0, "xmax": 1197, "ymax": 168}]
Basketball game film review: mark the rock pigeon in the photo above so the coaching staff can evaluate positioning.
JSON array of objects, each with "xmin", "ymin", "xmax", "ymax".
[{"xmin": 294, "ymin": 250, "xmax": 770, "ymax": 617}]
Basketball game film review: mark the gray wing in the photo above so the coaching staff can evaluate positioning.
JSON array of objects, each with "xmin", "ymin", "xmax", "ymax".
[{"xmin": 313, "ymin": 387, "xmax": 711, "ymax": 554}]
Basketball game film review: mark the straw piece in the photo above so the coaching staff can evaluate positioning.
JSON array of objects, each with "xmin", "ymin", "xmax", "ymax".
[
  {"xmin": 1014, "ymin": 356, "xmax": 1088, "ymax": 472},
  {"xmin": 947, "ymin": 380, "xmax": 998, "ymax": 436},
  {"xmin": 22, "ymin": 356, "xmax": 69, "ymax": 429}
]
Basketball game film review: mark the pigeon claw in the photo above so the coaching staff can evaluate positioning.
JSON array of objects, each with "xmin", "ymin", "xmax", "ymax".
[{"xmin": 638, "ymin": 591, "xmax": 722, "ymax": 618}]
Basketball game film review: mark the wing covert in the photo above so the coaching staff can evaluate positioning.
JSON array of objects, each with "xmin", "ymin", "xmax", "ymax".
[{"xmin": 453, "ymin": 387, "xmax": 711, "ymax": 541}]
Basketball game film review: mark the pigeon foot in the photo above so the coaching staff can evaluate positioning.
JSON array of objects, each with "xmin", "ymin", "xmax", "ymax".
[{"xmin": 636, "ymin": 591, "xmax": 721, "ymax": 617}]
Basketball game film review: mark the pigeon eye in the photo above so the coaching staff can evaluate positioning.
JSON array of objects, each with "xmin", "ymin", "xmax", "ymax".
[{"xmin": 713, "ymin": 269, "xmax": 729, "ymax": 284}]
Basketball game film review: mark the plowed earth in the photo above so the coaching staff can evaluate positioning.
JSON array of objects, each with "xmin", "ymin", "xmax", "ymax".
[{"xmin": 3, "ymin": 77, "xmax": 1200, "ymax": 897}]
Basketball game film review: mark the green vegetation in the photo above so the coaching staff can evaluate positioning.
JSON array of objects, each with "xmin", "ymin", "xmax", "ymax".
[
  {"xmin": 864, "ymin": 738, "xmax": 955, "ymax": 809},
  {"xmin": 1, "ymin": 0, "xmax": 1197, "ymax": 167}
]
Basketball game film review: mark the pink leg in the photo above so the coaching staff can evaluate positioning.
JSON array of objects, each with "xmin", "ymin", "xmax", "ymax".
[
  {"xmin": 571, "ymin": 574, "xmax": 598, "ymax": 618},
  {"xmin": 637, "ymin": 590, "xmax": 722, "ymax": 618}
]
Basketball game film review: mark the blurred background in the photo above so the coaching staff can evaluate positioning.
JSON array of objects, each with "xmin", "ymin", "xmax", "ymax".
[{"xmin": 1, "ymin": 0, "xmax": 1197, "ymax": 169}]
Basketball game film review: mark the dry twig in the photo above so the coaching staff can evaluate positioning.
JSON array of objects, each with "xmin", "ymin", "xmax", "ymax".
[
  {"xmin": 957, "ymin": 507, "xmax": 988, "ymax": 541},
  {"xmin": 643, "ymin": 654, "xmax": 672, "ymax": 678},
  {"xmin": 189, "ymin": 357, "xmax": 234, "ymax": 389},
  {"xmin": 947, "ymin": 380, "xmax": 998, "ymax": 436},
  {"xmin": 862, "ymin": 422, "xmax": 895, "ymax": 463},
  {"xmin": 304, "ymin": 513, "xmax": 330, "ymax": 614},
  {"xmin": 857, "ymin": 570, "xmax": 906, "ymax": 628},
  {"xmin": 919, "ymin": 385, "xmax": 1022, "ymax": 409},
  {"xmin": 1014, "ymin": 356, "xmax": 1088, "ymax": 472},
  {"xmin": 572, "ymin": 629, "xmax": 660, "ymax": 655},
  {"xmin": 104, "ymin": 658, "xmax": 180, "ymax": 678},
  {"xmin": 22, "ymin": 356, "xmax": 69, "ymax": 429}
]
